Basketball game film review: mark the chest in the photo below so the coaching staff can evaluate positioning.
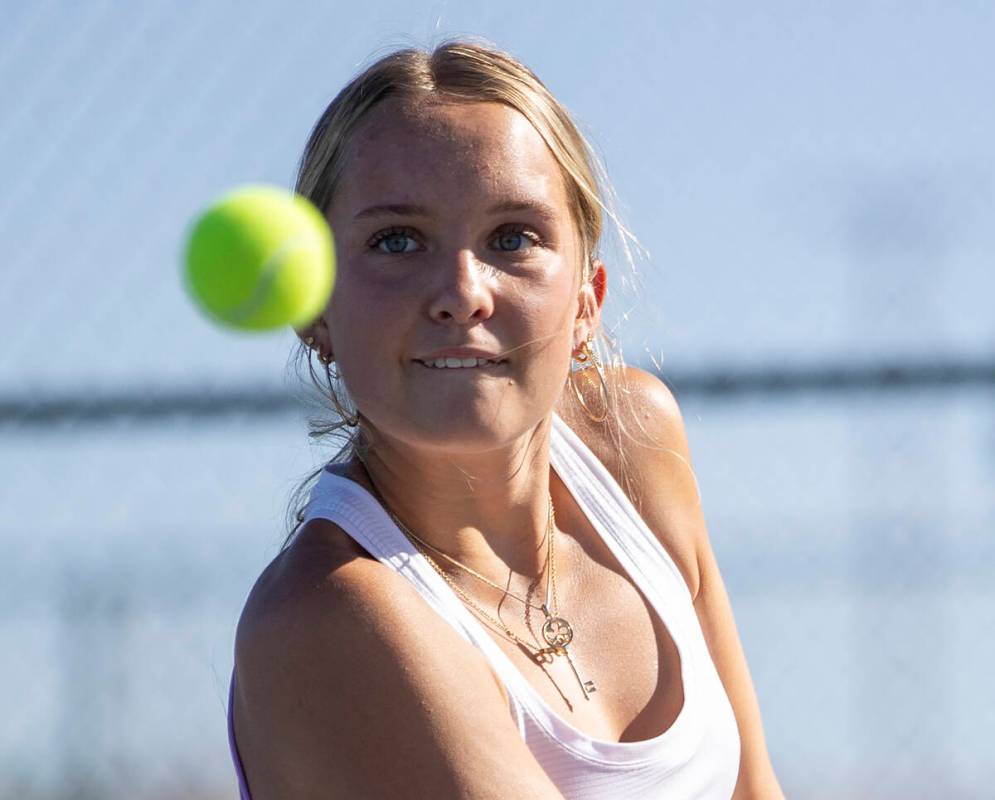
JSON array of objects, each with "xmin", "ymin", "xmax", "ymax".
[{"xmin": 481, "ymin": 499, "xmax": 688, "ymax": 745}]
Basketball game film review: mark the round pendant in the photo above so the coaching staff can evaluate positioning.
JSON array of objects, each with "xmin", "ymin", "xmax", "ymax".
[{"xmin": 542, "ymin": 615, "xmax": 573, "ymax": 648}]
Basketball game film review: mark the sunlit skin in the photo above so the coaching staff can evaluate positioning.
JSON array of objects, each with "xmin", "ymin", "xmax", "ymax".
[
  {"xmin": 265, "ymin": 94, "xmax": 787, "ymax": 800},
  {"xmin": 298, "ymin": 97, "xmax": 608, "ymax": 583}
]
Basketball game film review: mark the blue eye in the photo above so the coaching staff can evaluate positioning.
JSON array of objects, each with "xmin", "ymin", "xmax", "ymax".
[
  {"xmin": 493, "ymin": 225, "xmax": 542, "ymax": 253},
  {"xmin": 369, "ymin": 228, "xmax": 419, "ymax": 254},
  {"xmin": 367, "ymin": 225, "xmax": 544, "ymax": 256}
]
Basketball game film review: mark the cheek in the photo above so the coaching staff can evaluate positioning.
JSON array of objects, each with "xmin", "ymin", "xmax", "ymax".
[
  {"xmin": 500, "ymin": 289, "xmax": 577, "ymax": 394},
  {"xmin": 512, "ymin": 272, "xmax": 578, "ymax": 343},
  {"xmin": 327, "ymin": 272, "xmax": 409, "ymax": 369}
]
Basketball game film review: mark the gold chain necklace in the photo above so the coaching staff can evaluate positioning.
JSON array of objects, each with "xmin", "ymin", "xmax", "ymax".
[
  {"xmin": 400, "ymin": 505, "xmax": 552, "ymax": 612},
  {"xmin": 363, "ymin": 467, "xmax": 597, "ymax": 700}
]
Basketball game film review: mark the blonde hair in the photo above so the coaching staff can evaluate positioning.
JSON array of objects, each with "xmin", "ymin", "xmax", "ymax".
[{"xmin": 280, "ymin": 38, "xmax": 649, "ymax": 551}]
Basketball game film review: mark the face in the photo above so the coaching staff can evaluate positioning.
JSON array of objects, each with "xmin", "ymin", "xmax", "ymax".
[{"xmin": 307, "ymin": 98, "xmax": 602, "ymax": 455}]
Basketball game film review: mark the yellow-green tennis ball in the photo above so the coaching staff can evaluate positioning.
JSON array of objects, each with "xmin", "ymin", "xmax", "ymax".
[{"xmin": 182, "ymin": 184, "xmax": 335, "ymax": 331}]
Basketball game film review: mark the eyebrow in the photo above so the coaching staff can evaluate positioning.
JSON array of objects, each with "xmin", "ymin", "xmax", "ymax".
[
  {"xmin": 353, "ymin": 203, "xmax": 428, "ymax": 220},
  {"xmin": 490, "ymin": 199, "xmax": 560, "ymax": 223},
  {"xmin": 353, "ymin": 199, "xmax": 561, "ymax": 223}
]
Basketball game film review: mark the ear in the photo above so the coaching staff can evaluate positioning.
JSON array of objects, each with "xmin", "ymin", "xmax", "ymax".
[{"xmin": 573, "ymin": 259, "xmax": 607, "ymax": 353}]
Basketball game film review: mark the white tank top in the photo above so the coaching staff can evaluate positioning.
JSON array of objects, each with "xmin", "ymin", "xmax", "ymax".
[{"xmin": 228, "ymin": 411, "xmax": 740, "ymax": 799}]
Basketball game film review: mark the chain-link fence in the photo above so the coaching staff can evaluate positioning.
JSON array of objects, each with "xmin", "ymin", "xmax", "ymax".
[
  {"xmin": 3, "ymin": 368, "xmax": 992, "ymax": 799},
  {"xmin": 2, "ymin": 2, "xmax": 993, "ymax": 798}
]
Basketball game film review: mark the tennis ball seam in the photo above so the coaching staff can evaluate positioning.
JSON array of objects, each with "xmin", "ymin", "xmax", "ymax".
[{"xmin": 222, "ymin": 233, "xmax": 317, "ymax": 326}]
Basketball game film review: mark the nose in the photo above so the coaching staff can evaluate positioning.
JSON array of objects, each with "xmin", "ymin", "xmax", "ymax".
[{"xmin": 428, "ymin": 248, "xmax": 495, "ymax": 324}]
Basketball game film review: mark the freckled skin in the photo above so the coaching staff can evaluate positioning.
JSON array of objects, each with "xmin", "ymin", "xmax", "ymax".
[
  {"xmin": 275, "ymin": 95, "xmax": 783, "ymax": 800},
  {"xmin": 293, "ymin": 97, "xmax": 607, "ymax": 577},
  {"xmin": 324, "ymin": 98, "xmax": 587, "ymax": 454}
]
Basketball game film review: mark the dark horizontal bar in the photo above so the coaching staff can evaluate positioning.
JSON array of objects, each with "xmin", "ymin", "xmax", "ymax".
[
  {"xmin": 662, "ymin": 357, "xmax": 995, "ymax": 398},
  {"xmin": 1, "ymin": 357, "xmax": 992, "ymax": 427},
  {"xmin": 0, "ymin": 385, "xmax": 300, "ymax": 426}
]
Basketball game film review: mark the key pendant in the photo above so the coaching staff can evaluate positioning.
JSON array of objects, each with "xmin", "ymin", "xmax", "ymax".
[
  {"xmin": 541, "ymin": 614, "xmax": 574, "ymax": 649},
  {"xmin": 538, "ymin": 609, "xmax": 596, "ymax": 700},
  {"xmin": 562, "ymin": 646, "xmax": 597, "ymax": 700}
]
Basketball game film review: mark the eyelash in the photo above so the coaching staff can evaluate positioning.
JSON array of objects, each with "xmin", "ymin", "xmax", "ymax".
[{"xmin": 367, "ymin": 224, "xmax": 545, "ymax": 255}]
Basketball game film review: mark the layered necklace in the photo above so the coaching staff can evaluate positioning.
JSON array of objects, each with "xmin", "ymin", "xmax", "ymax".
[{"xmin": 364, "ymin": 465, "xmax": 596, "ymax": 700}]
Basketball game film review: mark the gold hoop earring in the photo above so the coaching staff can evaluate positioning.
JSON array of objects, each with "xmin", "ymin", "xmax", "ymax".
[{"xmin": 568, "ymin": 335, "xmax": 609, "ymax": 423}]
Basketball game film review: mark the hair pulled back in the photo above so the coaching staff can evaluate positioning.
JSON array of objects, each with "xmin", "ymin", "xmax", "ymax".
[{"xmin": 281, "ymin": 39, "xmax": 646, "ymax": 552}]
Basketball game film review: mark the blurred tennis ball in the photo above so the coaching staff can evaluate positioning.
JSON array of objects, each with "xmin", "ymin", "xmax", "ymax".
[{"xmin": 182, "ymin": 184, "xmax": 335, "ymax": 331}]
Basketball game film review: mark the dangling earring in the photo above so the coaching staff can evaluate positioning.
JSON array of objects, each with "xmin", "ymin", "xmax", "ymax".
[
  {"xmin": 568, "ymin": 333, "xmax": 609, "ymax": 423},
  {"xmin": 305, "ymin": 337, "xmax": 360, "ymax": 427}
]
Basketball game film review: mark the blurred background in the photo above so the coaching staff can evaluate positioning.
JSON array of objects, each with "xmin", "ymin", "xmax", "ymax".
[{"xmin": 1, "ymin": 1, "xmax": 993, "ymax": 798}]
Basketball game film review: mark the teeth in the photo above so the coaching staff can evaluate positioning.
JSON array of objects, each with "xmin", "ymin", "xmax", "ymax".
[{"xmin": 423, "ymin": 357, "xmax": 499, "ymax": 369}]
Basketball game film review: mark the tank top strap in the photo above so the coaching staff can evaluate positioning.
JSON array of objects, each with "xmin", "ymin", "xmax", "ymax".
[
  {"xmin": 299, "ymin": 467, "xmax": 542, "ymax": 713},
  {"xmin": 301, "ymin": 473, "xmax": 491, "ymax": 647},
  {"xmin": 547, "ymin": 412, "xmax": 706, "ymax": 695},
  {"xmin": 548, "ymin": 412, "xmax": 695, "ymax": 604}
]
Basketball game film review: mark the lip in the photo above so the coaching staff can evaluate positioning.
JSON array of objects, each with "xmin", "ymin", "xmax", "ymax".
[{"xmin": 414, "ymin": 347, "xmax": 507, "ymax": 363}]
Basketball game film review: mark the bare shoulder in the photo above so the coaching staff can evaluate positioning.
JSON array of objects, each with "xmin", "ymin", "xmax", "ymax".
[
  {"xmin": 232, "ymin": 519, "xmax": 563, "ymax": 799},
  {"xmin": 566, "ymin": 369, "xmax": 785, "ymax": 795},
  {"xmin": 557, "ymin": 364, "xmax": 703, "ymax": 600}
]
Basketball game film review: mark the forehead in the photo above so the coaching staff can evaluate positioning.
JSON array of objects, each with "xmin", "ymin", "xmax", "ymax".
[{"xmin": 333, "ymin": 98, "xmax": 570, "ymax": 217}]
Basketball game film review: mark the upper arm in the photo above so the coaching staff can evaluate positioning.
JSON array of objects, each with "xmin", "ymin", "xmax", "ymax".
[
  {"xmin": 620, "ymin": 367, "xmax": 785, "ymax": 799},
  {"xmin": 233, "ymin": 546, "xmax": 564, "ymax": 800}
]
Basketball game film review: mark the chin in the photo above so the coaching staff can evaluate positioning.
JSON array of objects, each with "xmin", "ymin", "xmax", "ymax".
[{"xmin": 370, "ymin": 405, "xmax": 533, "ymax": 454}]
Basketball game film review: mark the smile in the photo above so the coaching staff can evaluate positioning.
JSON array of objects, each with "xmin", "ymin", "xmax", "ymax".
[{"xmin": 415, "ymin": 357, "xmax": 506, "ymax": 370}]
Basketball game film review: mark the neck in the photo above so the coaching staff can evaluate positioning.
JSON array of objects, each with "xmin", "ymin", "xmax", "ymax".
[{"xmin": 353, "ymin": 415, "xmax": 557, "ymax": 581}]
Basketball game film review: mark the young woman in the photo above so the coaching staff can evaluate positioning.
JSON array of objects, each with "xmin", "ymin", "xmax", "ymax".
[{"xmin": 227, "ymin": 40, "xmax": 784, "ymax": 799}]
